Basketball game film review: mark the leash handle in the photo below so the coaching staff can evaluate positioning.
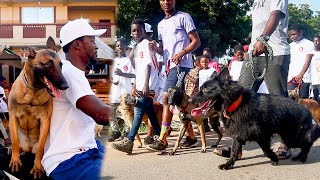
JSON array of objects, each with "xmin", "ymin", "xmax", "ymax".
[{"xmin": 288, "ymin": 78, "xmax": 303, "ymax": 89}]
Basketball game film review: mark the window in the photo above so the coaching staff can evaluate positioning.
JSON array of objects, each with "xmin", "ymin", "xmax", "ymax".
[{"xmin": 21, "ymin": 7, "xmax": 54, "ymax": 24}]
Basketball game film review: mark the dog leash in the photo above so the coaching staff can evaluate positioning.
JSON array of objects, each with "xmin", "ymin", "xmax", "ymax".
[
  {"xmin": 238, "ymin": 37, "xmax": 273, "ymax": 81},
  {"xmin": 288, "ymin": 78, "xmax": 303, "ymax": 89}
]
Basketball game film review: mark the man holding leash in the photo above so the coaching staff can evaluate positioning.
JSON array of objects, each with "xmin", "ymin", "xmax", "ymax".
[
  {"xmin": 147, "ymin": 0, "xmax": 201, "ymax": 151},
  {"xmin": 214, "ymin": 0, "xmax": 291, "ymax": 160},
  {"xmin": 42, "ymin": 19, "xmax": 110, "ymax": 179}
]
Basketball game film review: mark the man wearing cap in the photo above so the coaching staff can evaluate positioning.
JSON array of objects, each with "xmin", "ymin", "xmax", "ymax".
[{"xmin": 41, "ymin": 19, "xmax": 110, "ymax": 179}]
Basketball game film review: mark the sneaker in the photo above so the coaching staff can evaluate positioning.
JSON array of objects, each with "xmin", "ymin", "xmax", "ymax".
[
  {"xmin": 181, "ymin": 136, "xmax": 197, "ymax": 147},
  {"xmin": 144, "ymin": 136, "xmax": 154, "ymax": 145},
  {"xmin": 108, "ymin": 131, "xmax": 121, "ymax": 142},
  {"xmin": 146, "ymin": 137, "xmax": 168, "ymax": 151},
  {"xmin": 111, "ymin": 137, "xmax": 134, "ymax": 154}
]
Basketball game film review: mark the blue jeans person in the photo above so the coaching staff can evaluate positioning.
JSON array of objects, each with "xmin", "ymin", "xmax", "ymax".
[{"xmin": 127, "ymin": 96, "xmax": 161, "ymax": 141}]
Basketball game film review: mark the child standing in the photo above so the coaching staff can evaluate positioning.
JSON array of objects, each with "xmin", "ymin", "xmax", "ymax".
[
  {"xmin": 199, "ymin": 55, "xmax": 216, "ymax": 88},
  {"xmin": 111, "ymin": 19, "xmax": 161, "ymax": 154},
  {"xmin": 109, "ymin": 39, "xmax": 135, "ymax": 142}
]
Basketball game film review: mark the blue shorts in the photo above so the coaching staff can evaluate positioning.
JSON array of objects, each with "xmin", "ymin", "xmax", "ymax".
[
  {"xmin": 163, "ymin": 67, "xmax": 190, "ymax": 92},
  {"xmin": 49, "ymin": 140, "xmax": 105, "ymax": 180}
]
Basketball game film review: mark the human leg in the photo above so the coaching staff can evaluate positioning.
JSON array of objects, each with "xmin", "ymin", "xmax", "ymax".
[
  {"xmin": 111, "ymin": 97, "xmax": 147, "ymax": 154},
  {"xmin": 313, "ymin": 85, "xmax": 320, "ymax": 101},
  {"xmin": 144, "ymin": 98, "xmax": 161, "ymax": 136},
  {"xmin": 300, "ymin": 83, "xmax": 311, "ymax": 99},
  {"xmin": 108, "ymin": 103, "xmax": 121, "ymax": 142}
]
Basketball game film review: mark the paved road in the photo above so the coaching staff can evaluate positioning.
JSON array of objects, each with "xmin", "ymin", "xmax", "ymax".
[{"xmin": 100, "ymin": 129, "xmax": 320, "ymax": 180}]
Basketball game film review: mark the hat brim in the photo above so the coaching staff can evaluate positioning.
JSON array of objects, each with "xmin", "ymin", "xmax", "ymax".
[{"xmin": 89, "ymin": 29, "xmax": 107, "ymax": 37}]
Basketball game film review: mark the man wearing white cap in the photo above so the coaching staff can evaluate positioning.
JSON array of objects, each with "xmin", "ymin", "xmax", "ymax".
[{"xmin": 41, "ymin": 19, "xmax": 110, "ymax": 179}]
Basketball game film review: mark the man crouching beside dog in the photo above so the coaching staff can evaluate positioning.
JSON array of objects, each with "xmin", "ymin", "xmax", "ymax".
[{"xmin": 40, "ymin": 19, "xmax": 110, "ymax": 179}]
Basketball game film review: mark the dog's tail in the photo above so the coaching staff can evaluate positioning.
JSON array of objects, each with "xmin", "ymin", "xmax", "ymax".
[{"xmin": 311, "ymin": 125, "xmax": 320, "ymax": 142}]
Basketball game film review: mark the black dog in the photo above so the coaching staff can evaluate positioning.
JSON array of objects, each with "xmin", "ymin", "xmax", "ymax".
[
  {"xmin": 191, "ymin": 68, "xmax": 320, "ymax": 170},
  {"xmin": 167, "ymin": 86, "xmax": 222, "ymax": 155}
]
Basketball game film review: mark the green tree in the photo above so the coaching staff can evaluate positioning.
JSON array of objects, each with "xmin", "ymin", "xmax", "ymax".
[
  {"xmin": 288, "ymin": 3, "xmax": 320, "ymax": 40},
  {"xmin": 117, "ymin": 0, "xmax": 251, "ymax": 55}
]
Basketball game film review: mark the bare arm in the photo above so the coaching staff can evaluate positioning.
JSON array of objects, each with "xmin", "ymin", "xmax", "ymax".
[
  {"xmin": 150, "ymin": 40, "xmax": 164, "ymax": 56},
  {"xmin": 295, "ymin": 54, "xmax": 313, "ymax": 81},
  {"xmin": 76, "ymin": 95, "xmax": 110, "ymax": 125},
  {"xmin": 114, "ymin": 68, "xmax": 135, "ymax": 78},
  {"xmin": 142, "ymin": 65, "xmax": 151, "ymax": 96},
  {"xmin": 172, "ymin": 31, "xmax": 201, "ymax": 65},
  {"xmin": 129, "ymin": 48, "xmax": 135, "ymax": 69},
  {"xmin": 186, "ymin": 74, "xmax": 198, "ymax": 84},
  {"xmin": 253, "ymin": 10, "xmax": 285, "ymax": 56}
]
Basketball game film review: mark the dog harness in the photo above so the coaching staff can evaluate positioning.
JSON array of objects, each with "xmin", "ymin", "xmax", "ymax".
[{"xmin": 223, "ymin": 94, "xmax": 243, "ymax": 120}]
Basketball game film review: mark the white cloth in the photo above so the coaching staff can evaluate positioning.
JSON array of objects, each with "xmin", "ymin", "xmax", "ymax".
[
  {"xmin": 199, "ymin": 68, "xmax": 216, "ymax": 88},
  {"xmin": 230, "ymin": 61, "xmax": 244, "ymax": 81},
  {"xmin": 42, "ymin": 60, "xmax": 97, "ymax": 176},
  {"xmin": 250, "ymin": 0, "xmax": 290, "ymax": 56},
  {"xmin": 288, "ymin": 38, "xmax": 314, "ymax": 83},
  {"xmin": 310, "ymin": 50, "xmax": 320, "ymax": 85},
  {"xmin": 0, "ymin": 86, "xmax": 8, "ymax": 112},
  {"xmin": 134, "ymin": 39, "xmax": 158, "ymax": 91},
  {"xmin": 110, "ymin": 57, "xmax": 134, "ymax": 103}
]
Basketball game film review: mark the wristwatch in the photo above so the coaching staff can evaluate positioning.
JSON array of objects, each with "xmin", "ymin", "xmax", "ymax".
[{"xmin": 259, "ymin": 34, "xmax": 270, "ymax": 42}]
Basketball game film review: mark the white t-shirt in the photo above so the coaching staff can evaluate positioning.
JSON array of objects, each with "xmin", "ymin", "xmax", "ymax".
[
  {"xmin": 42, "ymin": 60, "xmax": 97, "ymax": 176},
  {"xmin": 110, "ymin": 57, "xmax": 134, "ymax": 103},
  {"xmin": 134, "ymin": 39, "xmax": 158, "ymax": 91},
  {"xmin": 310, "ymin": 50, "xmax": 320, "ymax": 85},
  {"xmin": 250, "ymin": 0, "xmax": 290, "ymax": 56},
  {"xmin": 288, "ymin": 38, "xmax": 314, "ymax": 83},
  {"xmin": 230, "ymin": 61, "xmax": 244, "ymax": 81},
  {"xmin": 199, "ymin": 68, "xmax": 216, "ymax": 88},
  {"xmin": 0, "ymin": 86, "xmax": 8, "ymax": 112}
]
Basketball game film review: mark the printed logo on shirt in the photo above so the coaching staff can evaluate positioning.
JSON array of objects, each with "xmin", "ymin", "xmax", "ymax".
[
  {"xmin": 140, "ymin": 52, "xmax": 144, "ymax": 58},
  {"xmin": 299, "ymin": 47, "xmax": 304, "ymax": 52},
  {"xmin": 123, "ymin": 65, "xmax": 128, "ymax": 71}
]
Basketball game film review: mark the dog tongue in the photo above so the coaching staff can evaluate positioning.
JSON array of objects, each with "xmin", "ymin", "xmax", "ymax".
[
  {"xmin": 169, "ymin": 105, "xmax": 175, "ymax": 113},
  {"xmin": 191, "ymin": 101, "xmax": 210, "ymax": 118},
  {"xmin": 45, "ymin": 77, "xmax": 61, "ymax": 99}
]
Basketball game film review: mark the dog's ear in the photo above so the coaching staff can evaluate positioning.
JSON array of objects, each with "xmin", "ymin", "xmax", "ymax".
[
  {"xmin": 28, "ymin": 48, "xmax": 36, "ymax": 60},
  {"xmin": 209, "ymin": 71, "xmax": 218, "ymax": 80},
  {"xmin": 217, "ymin": 67, "xmax": 231, "ymax": 83},
  {"xmin": 46, "ymin": 36, "xmax": 57, "ymax": 52}
]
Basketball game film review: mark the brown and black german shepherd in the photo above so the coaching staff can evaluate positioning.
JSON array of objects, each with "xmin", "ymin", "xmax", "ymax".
[
  {"xmin": 191, "ymin": 68, "xmax": 320, "ymax": 170},
  {"xmin": 8, "ymin": 49, "xmax": 68, "ymax": 178},
  {"xmin": 167, "ymin": 86, "xmax": 222, "ymax": 155}
]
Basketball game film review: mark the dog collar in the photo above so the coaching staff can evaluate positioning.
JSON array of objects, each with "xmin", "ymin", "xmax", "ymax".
[
  {"xmin": 23, "ymin": 73, "xmax": 36, "ymax": 90},
  {"xmin": 226, "ymin": 94, "xmax": 243, "ymax": 114}
]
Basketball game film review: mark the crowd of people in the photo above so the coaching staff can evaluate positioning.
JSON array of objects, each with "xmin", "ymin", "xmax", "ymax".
[{"xmin": 109, "ymin": 0, "xmax": 320, "ymax": 161}]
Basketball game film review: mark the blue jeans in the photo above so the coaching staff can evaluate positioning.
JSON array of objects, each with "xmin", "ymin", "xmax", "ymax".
[
  {"xmin": 127, "ymin": 97, "xmax": 161, "ymax": 141},
  {"xmin": 50, "ymin": 140, "xmax": 105, "ymax": 180},
  {"xmin": 163, "ymin": 66, "xmax": 190, "ymax": 92}
]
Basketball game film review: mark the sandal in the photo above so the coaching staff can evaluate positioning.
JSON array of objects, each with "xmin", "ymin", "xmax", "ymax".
[
  {"xmin": 213, "ymin": 146, "xmax": 242, "ymax": 159},
  {"xmin": 276, "ymin": 146, "xmax": 291, "ymax": 160}
]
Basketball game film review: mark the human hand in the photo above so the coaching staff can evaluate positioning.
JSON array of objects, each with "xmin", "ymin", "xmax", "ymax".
[
  {"xmin": 132, "ymin": 88, "xmax": 138, "ymax": 97},
  {"xmin": 171, "ymin": 51, "xmax": 184, "ymax": 65},
  {"xmin": 253, "ymin": 41, "xmax": 265, "ymax": 57},
  {"xmin": 142, "ymin": 85, "xmax": 149, "ymax": 97},
  {"xmin": 149, "ymin": 40, "xmax": 157, "ymax": 51},
  {"xmin": 294, "ymin": 74, "xmax": 303, "ymax": 82}
]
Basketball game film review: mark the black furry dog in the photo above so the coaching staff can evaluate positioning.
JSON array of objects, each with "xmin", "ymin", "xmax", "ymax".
[{"xmin": 190, "ymin": 68, "xmax": 320, "ymax": 170}]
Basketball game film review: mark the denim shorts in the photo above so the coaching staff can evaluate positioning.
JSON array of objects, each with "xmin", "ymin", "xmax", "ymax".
[{"xmin": 163, "ymin": 67, "xmax": 190, "ymax": 92}]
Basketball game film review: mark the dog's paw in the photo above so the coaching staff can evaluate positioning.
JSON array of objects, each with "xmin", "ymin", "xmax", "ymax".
[
  {"xmin": 168, "ymin": 151, "xmax": 176, "ymax": 156},
  {"xmin": 30, "ymin": 164, "xmax": 44, "ymax": 179},
  {"xmin": 218, "ymin": 163, "xmax": 233, "ymax": 170},
  {"xmin": 137, "ymin": 144, "xmax": 143, "ymax": 148},
  {"xmin": 211, "ymin": 144, "xmax": 218, "ymax": 148},
  {"xmin": 200, "ymin": 148, "xmax": 206, "ymax": 153},
  {"xmin": 271, "ymin": 161, "xmax": 278, "ymax": 166}
]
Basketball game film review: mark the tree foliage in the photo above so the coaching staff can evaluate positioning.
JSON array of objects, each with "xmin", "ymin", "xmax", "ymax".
[
  {"xmin": 117, "ymin": 0, "xmax": 251, "ymax": 56},
  {"xmin": 288, "ymin": 3, "xmax": 320, "ymax": 40}
]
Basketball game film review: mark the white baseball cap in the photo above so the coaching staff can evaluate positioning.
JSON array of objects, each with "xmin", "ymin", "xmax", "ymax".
[
  {"xmin": 60, "ymin": 19, "xmax": 106, "ymax": 47},
  {"xmin": 144, "ymin": 23, "xmax": 153, "ymax": 33}
]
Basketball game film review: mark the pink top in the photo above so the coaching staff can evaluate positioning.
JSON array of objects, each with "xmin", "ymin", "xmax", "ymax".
[{"xmin": 208, "ymin": 60, "xmax": 220, "ymax": 74}]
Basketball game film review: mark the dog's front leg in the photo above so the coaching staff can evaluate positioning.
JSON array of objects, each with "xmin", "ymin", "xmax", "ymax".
[
  {"xmin": 218, "ymin": 139, "xmax": 241, "ymax": 170},
  {"xmin": 31, "ymin": 103, "xmax": 52, "ymax": 178},
  {"xmin": 196, "ymin": 117, "xmax": 206, "ymax": 153},
  {"xmin": 169, "ymin": 121, "xmax": 187, "ymax": 156},
  {"xmin": 9, "ymin": 113, "xmax": 22, "ymax": 172}
]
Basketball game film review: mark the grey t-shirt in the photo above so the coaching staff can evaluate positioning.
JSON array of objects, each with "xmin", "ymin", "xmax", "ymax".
[
  {"xmin": 250, "ymin": 0, "xmax": 290, "ymax": 56},
  {"xmin": 158, "ymin": 11, "xmax": 196, "ymax": 69}
]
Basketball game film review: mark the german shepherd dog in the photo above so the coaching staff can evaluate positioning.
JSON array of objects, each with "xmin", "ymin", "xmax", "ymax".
[
  {"xmin": 9, "ymin": 49, "xmax": 68, "ymax": 178},
  {"xmin": 117, "ymin": 93, "xmax": 162, "ymax": 148},
  {"xmin": 288, "ymin": 87, "xmax": 320, "ymax": 126},
  {"xmin": 191, "ymin": 68, "xmax": 320, "ymax": 170},
  {"xmin": 167, "ymin": 86, "xmax": 222, "ymax": 155}
]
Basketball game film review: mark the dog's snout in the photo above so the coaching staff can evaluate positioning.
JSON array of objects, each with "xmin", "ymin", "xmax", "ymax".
[{"xmin": 59, "ymin": 82, "xmax": 69, "ymax": 90}]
